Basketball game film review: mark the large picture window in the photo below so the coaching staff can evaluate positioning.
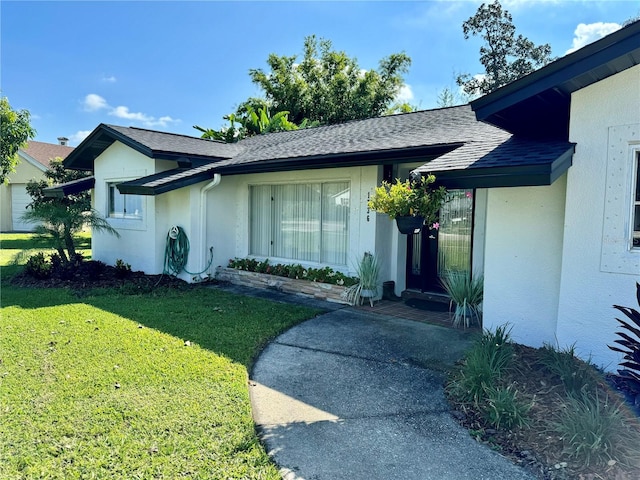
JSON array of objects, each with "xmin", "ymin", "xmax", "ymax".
[
  {"xmin": 250, "ymin": 182, "xmax": 350, "ymax": 265},
  {"xmin": 108, "ymin": 184, "xmax": 143, "ymax": 220},
  {"xmin": 633, "ymin": 153, "xmax": 640, "ymax": 249}
]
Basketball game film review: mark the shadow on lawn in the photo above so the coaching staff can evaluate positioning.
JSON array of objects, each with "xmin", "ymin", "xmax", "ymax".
[
  {"xmin": 4, "ymin": 281, "xmax": 320, "ymax": 367},
  {"xmin": 0, "ymin": 236, "xmax": 91, "ymax": 252}
]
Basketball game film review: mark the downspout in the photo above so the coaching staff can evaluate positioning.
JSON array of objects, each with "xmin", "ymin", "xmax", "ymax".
[{"xmin": 200, "ymin": 174, "xmax": 222, "ymax": 272}]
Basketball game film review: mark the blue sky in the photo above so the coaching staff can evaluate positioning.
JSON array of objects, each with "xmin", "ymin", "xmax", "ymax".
[{"xmin": 2, "ymin": 0, "xmax": 638, "ymax": 146}]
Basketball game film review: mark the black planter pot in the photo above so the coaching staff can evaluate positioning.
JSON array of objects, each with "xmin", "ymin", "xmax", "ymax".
[{"xmin": 395, "ymin": 215, "xmax": 424, "ymax": 234}]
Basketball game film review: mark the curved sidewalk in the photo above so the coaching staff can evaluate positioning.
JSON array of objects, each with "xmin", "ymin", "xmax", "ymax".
[{"xmin": 250, "ymin": 308, "xmax": 535, "ymax": 480}]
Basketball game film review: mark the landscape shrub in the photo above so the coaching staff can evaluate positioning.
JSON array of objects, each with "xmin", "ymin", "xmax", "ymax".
[
  {"xmin": 228, "ymin": 257, "xmax": 358, "ymax": 287},
  {"xmin": 609, "ymin": 282, "xmax": 640, "ymax": 407},
  {"xmin": 81, "ymin": 260, "xmax": 107, "ymax": 280},
  {"xmin": 114, "ymin": 259, "xmax": 132, "ymax": 279},
  {"xmin": 538, "ymin": 343, "xmax": 597, "ymax": 395},
  {"xmin": 446, "ymin": 325, "xmax": 514, "ymax": 404},
  {"xmin": 483, "ymin": 384, "xmax": 531, "ymax": 430},
  {"xmin": 24, "ymin": 252, "xmax": 51, "ymax": 279},
  {"xmin": 555, "ymin": 391, "xmax": 640, "ymax": 467}
]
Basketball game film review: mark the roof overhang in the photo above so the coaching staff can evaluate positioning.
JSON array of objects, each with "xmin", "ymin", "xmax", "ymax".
[
  {"xmin": 471, "ymin": 20, "xmax": 640, "ymax": 139},
  {"xmin": 43, "ymin": 176, "xmax": 95, "ymax": 198},
  {"xmin": 430, "ymin": 152, "xmax": 573, "ymax": 189},
  {"xmin": 117, "ymin": 167, "xmax": 217, "ymax": 195},
  {"xmin": 415, "ymin": 139, "xmax": 575, "ymax": 189}
]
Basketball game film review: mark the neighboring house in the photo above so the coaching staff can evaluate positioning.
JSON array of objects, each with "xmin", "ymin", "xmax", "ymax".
[
  {"xmin": 0, "ymin": 138, "xmax": 74, "ymax": 231},
  {"xmin": 57, "ymin": 21, "xmax": 640, "ymax": 369}
]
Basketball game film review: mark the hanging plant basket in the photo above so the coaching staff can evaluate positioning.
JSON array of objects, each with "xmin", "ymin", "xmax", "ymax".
[{"xmin": 395, "ymin": 215, "xmax": 424, "ymax": 234}]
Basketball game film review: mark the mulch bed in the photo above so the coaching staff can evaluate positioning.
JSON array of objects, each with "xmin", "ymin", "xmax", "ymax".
[
  {"xmin": 447, "ymin": 344, "xmax": 640, "ymax": 480},
  {"xmin": 10, "ymin": 263, "xmax": 192, "ymax": 292}
]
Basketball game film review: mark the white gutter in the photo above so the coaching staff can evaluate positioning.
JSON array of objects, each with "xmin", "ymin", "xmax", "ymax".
[{"xmin": 199, "ymin": 174, "xmax": 222, "ymax": 271}]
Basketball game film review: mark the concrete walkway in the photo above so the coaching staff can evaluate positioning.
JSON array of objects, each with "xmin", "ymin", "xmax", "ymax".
[{"xmin": 250, "ymin": 308, "xmax": 535, "ymax": 480}]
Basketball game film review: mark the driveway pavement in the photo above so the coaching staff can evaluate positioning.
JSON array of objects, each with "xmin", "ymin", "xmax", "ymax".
[{"xmin": 250, "ymin": 307, "xmax": 535, "ymax": 480}]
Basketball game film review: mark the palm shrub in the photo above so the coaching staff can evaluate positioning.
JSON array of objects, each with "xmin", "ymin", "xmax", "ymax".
[
  {"xmin": 23, "ymin": 158, "xmax": 119, "ymax": 264},
  {"xmin": 609, "ymin": 282, "xmax": 640, "ymax": 403},
  {"xmin": 343, "ymin": 252, "xmax": 381, "ymax": 306},
  {"xmin": 440, "ymin": 272, "xmax": 484, "ymax": 328}
]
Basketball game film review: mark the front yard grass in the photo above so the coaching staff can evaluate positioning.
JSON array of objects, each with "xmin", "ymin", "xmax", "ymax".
[{"xmin": 1, "ymin": 233, "xmax": 320, "ymax": 478}]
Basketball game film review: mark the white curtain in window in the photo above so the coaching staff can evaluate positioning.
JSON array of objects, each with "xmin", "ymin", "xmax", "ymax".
[
  {"xmin": 250, "ymin": 185, "xmax": 272, "ymax": 256},
  {"xmin": 249, "ymin": 182, "xmax": 350, "ymax": 266},
  {"xmin": 322, "ymin": 182, "xmax": 349, "ymax": 265},
  {"xmin": 273, "ymin": 184, "xmax": 321, "ymax": 262}
]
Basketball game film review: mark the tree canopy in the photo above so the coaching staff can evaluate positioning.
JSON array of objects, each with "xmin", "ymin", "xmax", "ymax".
[
  {"xmin": 249, "ymin": 35, "xmax": 411, "ymax": 125},
  {"xmin": 0, "ymin": 97, "xmax": 36, "ymax": 183},
  {"xmin": 456, "ymin": 0, "xmax": 554, "ymax": 97},
  {"xmin": 195, "ymin": 35, "xmax": 411, "ymax": 141}
]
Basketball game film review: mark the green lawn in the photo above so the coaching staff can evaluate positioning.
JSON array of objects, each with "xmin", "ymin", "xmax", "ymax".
[{"xmin": 0, "ymin": 233, "xmax": 320, "ymax": 479}]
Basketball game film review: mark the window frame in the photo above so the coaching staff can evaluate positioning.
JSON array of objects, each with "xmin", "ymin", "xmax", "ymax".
[
  {"xmin": 631, "ymin": 150, "xmax": 640, "ymax": 250},
  {"xmin": 107, "ymin": 183, "xmax": 144, "ymax": 221},
  {"xmin": 248, "ymin": 180, "xmax": 351, "ymax": 267}
]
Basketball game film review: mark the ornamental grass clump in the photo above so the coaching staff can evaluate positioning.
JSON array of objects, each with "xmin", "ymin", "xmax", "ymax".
[
  {"xmin": 368, "ymin": 175, "xmax": 447, "ymax": 225},
  {"xmin": 447, "ymin": 325, "xmax": 514, "ymax": 404},
  {"xmin": 554, "ymin": 391, "xmax": 640, "ymax": 468}
]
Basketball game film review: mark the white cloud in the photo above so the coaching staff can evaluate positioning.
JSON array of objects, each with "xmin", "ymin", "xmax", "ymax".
[
  {"xmin": 81, "ymin": 93, "xmax": 179, "ymax": 128},
  {"xmin": 110, "ymin": 105, "xmax": 152, "ymax": 122},
  {"xmin": 69, "ymin": 130, "xmax": 92, "ymax": 144},
  {"xmin": 83, "ymin": 93, "xmax": 109, "ymax": 112},
  {"xmin": 566, "ymin": 22, "xmax": 622, "ymax": 54},
  {"xmin": 395, "ymin": 84, "xmax": 414, "ymax": 103},
  {"xmin": 101, "ymin": 75, "xmax": 117, "ymax": 83}
]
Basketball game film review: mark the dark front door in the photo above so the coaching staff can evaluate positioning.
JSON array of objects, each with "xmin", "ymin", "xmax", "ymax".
[{"xmin": 406, "ymin": 190, "xmax": 474, "ymax": 292}]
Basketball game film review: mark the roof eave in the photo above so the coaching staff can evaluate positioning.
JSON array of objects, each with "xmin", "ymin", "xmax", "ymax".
[
  {"xmin": 429, "ymin": 147, "xmax": 574, "ymax": 189},
  {"xmin": 43, "ymin": 176, "xmax": 95, "ymax": 198},
  {"xmin": 117, "ymin": 169, "xmax": 216, "ymax": 195}
]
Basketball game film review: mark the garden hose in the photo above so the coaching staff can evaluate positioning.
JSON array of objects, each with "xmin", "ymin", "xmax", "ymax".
[{"xmin": 163, "ymin": 226, "xmax": 213, "ymax": 276}]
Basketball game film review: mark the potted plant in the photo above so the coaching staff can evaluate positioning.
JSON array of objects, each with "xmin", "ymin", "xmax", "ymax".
[
  {"xmin": 368, "ymin": 174, "xmax": 447, "ymax": 234},
  {"xmin": 440, "ymin": 272, "xmax": 484, "ymax": 328},
  {"xmin": 343, "ymin": 252, "xmax": 381, "ymax": 307}
]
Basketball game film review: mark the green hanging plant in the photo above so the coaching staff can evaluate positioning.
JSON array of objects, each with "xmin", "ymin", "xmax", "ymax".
[{"xmin": 368, "ymin": 174, "xmax": 447, "ymax": 227}]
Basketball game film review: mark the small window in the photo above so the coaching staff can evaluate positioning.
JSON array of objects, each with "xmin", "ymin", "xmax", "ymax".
[
  {"xmin": 633, "ymin": 153, "xmax": 640, "ymax": 248},
  {"xmin": 108, "ymin": 184, "xmax": 143, "ymax": 220}
]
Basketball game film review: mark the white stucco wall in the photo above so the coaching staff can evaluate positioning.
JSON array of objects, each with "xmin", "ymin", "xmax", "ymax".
[
  {"xmin": 556, "ymin": 64, "xmax": 640, "ymax": 369},
  {"xmin": 198, "ymin": 166, "xmax": 382, "ymax": 279},
  {"xmin": 482, "ymin": 176, "xmax": 567, "ymax": 348},
  {"xmin": 92, "ymin": 142, "xmax": 158, "ymax": 273}
]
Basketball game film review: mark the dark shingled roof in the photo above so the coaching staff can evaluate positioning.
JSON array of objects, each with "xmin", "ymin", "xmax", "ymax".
[
  {"xmin": 111, "ymin": 105, "xmax": 574, "ymax": 194},
  {"xmin": 416, "ymin": 137, "xmax": 575, "ymax": 188},
  {"xmin": 66, "ymin": 106, "xmax": 574, "ymax": 195},
  {"xmin": 64, "ymin": 124, "xmax": 241, "ymax": 171}
]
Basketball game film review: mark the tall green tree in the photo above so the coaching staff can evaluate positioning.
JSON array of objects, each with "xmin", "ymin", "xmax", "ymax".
[
  {"xmin": 0, "ymin": 97, "xmax": 36, "ymax": 183},
  {"xmin": 24, "ymin": 158, "xmax": 118, "ymax": 263},
  {"xmin": 250, "ymin": 35, "xmax": 411, "ymax": 125},
  {"xmin": 456, "ymin": 0, "xmax": 554, "ymax": 97}
]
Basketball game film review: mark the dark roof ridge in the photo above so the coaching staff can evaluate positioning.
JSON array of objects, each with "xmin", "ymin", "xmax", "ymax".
[
  {"xmin": 237, "ymin": 104, "xmax": 473, "ymax": 142},
  {"xmin": 106, "ymin": 124, "xmax": 226, "ymax": 144}
]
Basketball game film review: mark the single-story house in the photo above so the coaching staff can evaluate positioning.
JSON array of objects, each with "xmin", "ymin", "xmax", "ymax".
[
  {"xmin": 58, "ymin": 21, "xmax": 639, "ymax": 369},
  {"xmin": 0, "ymin": 138, "xmax": 74, "ymax": 232}
]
